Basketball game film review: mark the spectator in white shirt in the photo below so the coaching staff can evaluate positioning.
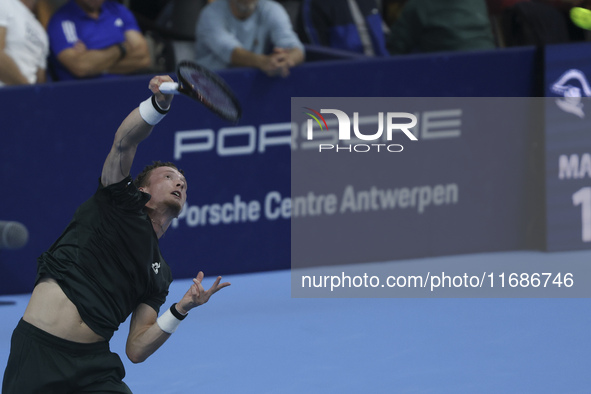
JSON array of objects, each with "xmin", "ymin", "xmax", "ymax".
[
  {"xmin": 195, "ymin": 0, "xmax": 305, "ymax": 77},
  {"xmin": 0, "ymin": 0, "xmax": 49, "ymax": 86}
]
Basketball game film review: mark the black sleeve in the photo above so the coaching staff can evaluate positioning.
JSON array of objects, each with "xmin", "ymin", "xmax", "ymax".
[{"xmin": 96, "ymin": 176, "xmax": 151, "ymax": 212}]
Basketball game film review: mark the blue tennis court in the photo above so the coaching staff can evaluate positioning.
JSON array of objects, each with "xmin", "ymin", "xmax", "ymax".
[{"xmin": 2, "ymin": 250, "xmax": 590, "ymax": 393}]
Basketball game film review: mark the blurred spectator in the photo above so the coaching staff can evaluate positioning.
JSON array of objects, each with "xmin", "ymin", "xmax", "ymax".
[
  {"xmin": 129, "ymin": 0, "xmax": 171, "ymax": 23},
  {"xmin": 127, "ymin": 0, "xmax": 172, "ymax": 34},
  {"xmin": 0, "ymin": 0, "xmax": 49, "ymax": 86},
  {"xmin": 47, "ymin": 0, "xmax": 151, "ymax": 81},
  {"xmin": 36, "ymin": 0, "xmax": 67, "ymax": 28},
  {"xmin": 382, "ymin": 0, "xmax": 405, "ymax": 26},
  {"xmin": 195, "ymin": 0, "xmax": 305, "ymax": 77},
  {"xmin": 126, "ymin": 0, "xmax": 217, "ymax": 36},
  {"xmin": 501, "ymin": 0, "xmax": 571, "ymax": 46},
  {"xmin": 485, "ymin": 0, "xmax": 530, "ymax": 15},
  {"xmin": 387, "ymin": 0, "xmax": 496, "ymax": 55},
  {"xmin": 296, "ymin": 0, "xmax": 389, "ymax": 56},
  {"xmin": 276, "ymin": 0, "xmax": 301, "ymax": 27}
]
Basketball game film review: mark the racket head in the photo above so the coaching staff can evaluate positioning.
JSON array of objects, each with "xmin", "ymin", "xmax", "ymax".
[{"xmin": 176, "ymin": 61, "xmax": 242, "ymax": 123}]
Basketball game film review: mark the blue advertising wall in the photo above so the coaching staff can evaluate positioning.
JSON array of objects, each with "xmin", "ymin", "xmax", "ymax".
[
  {"xmin": 290, "ymin": 97, "xmax": 543, "ymax": 268},
  {"xmin": 545, "ymin": 42, "xmax": 591, "ymax": 251},
  {"xmin": 0, "ymin": 47, "xmax": 540, "ymax": 295}
]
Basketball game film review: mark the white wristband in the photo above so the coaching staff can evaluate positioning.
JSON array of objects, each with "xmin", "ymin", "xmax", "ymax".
[
  {"xmin": 156, "ymin": 308, "xmax": 182, "ymax": 334},
  {"xmin": 139, "ymin": 96, "xmax": 168, "ymax": 126}
]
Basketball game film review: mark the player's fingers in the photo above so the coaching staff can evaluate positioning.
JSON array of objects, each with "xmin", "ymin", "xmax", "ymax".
[
  {"xmin": 149, "ymin": 81, "xmax": 160, "ymax": 94},
  {"xmin": 208, "ymin": 276, "xmax": 222, "ymax": 293},
  {"xmin": 193, "ymin": 278, "xmax": 202, "ymax": 288},
  {"xmin": 212, "ymin": 281, "xmax": 231, "ymax": 295},
  {"xmin": 149, "ymin": 76, "xmax": 172, "ymax": 93},
  {"xmin": 155, "ymin": 75, "xmax": 173, "ymax": 86},
  {"xmin": 193, "ymin": 279, "xmax": 206, "ymax": 297},
  {"xmin": 192, "ymin": 282, "xmax": 201, "ymax": 298}
]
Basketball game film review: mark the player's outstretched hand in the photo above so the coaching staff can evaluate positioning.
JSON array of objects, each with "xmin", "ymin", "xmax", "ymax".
[
  {"xmin": 148, "ymin": 75, "xmax": 175, "ymax": 110},
  {"xmin": 177, "ymin": 271, "xmax": 231, "ymax": 314}
]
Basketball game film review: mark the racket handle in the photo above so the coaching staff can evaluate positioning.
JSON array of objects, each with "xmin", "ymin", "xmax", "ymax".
[{"xmin": 159, "ymin": 82, "xmax": 179, "ymax": 94}]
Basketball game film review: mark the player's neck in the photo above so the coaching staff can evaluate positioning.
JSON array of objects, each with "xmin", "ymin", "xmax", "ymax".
[{"xmin": 147, "ymin": 211, "xmax": 173, "ymax": 239}]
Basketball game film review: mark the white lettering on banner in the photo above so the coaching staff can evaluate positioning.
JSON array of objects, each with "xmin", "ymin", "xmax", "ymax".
[
  {"xmin": 174, "ymin": 130, "xmax": 214, "ymax": 159},
  {"xmin": 174, "ymin": 123, "xmax": 292, "ymax": 159},
  {"xmin": 172, "ymin": 110, "xmax": 461, "ymax": 158},
  {"xmin": 217, "ymin": 126, "xmax": 256, "ymax": 156},
  {"xmin": 559, "ymin": 154, "xmax": 591, "ymax": 179},
  {"xmin": 421, "ymin": 110, "xmax": 462, "ymax": 139},
  {"xmin": 560, "ymin": 153, "xmax": 591, "ymax": 242},
  {"xmin": 265, "ymin": 191, "xmax": 292, "ymax": 220},
  {"xmin": 260, "ymin": 123, "xmax": 293, "ymax": 153},
  {"xmin": 172, "ymin": 195, "xmax": 260, "ymax": 227},
  {"xmin": 339, "ymin": 184, "xmax": 458, "ymax": 214},
  {"xmin": 573, "ymin": 187, "xmax": 591, "ymax": 242},
  {"xmin": 172, "ymin": 185, "xmax": 459, "ymax": 228},
  {"xmin": 291, "ymin": 192, "xmax": 338, "ymax": 217}
]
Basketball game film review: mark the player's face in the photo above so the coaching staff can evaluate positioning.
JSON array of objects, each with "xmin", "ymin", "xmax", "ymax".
[{"xmin": 142, "ymin": 167, "xmax": 187, "ymax": 217}]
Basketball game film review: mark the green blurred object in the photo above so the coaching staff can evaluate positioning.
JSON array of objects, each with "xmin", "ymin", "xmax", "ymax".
[{"xmin": 570, "ymin": 7, "xmax": 591, "ymax": 30}]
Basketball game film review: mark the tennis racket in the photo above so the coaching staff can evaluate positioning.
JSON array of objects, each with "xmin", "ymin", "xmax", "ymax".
[{"xmin": 159, "ymin": 61, "xmax": 242, "ymax": 123}]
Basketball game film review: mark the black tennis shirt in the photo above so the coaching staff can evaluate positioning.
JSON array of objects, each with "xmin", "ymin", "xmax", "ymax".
[{"xmin": 36, "ymin": 176, "xmax": 173, "ymax": 340}]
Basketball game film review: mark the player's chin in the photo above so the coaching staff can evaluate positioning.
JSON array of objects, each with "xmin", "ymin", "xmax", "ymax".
[{"xmin": 165, "ymin": 200, "xmax": 183, "ymax": 217}]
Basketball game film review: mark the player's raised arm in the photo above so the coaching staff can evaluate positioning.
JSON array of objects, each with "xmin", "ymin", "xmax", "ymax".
[{"xmin": 101, "ymin": 75, "xmax": 174, "ymax": 187}]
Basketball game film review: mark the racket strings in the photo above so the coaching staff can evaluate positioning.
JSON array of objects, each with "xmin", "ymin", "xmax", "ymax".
[{"xmin": 179, "ymin": 66, "xmax": 241, "ymax": 121}]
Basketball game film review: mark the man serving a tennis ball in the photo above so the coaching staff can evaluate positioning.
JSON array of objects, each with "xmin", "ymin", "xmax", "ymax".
[{"xmin": 2, "ymin": 75, "xmax": 231, "ymax": 394}]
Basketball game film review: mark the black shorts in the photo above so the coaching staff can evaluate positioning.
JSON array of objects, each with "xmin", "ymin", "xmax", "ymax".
[{"xmin": 2, "ymin": 319, "xmax": 132, "ymax": 394}]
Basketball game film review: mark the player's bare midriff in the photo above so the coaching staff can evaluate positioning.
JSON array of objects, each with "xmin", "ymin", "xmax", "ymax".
[{"xmin": 23, "ymin": 277, "xmax": 106, "ymax": 343}]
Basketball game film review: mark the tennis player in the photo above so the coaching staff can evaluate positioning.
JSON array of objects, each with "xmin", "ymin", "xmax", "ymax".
[{"xmin": 2, "ymin": 75, "xmax": 230, "ymax": 393}]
